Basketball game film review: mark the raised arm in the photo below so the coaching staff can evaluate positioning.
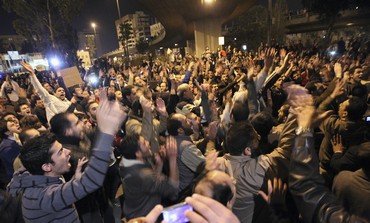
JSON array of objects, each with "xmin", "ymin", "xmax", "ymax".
[{"xmin": 41, "ymin": 90, "xmax": 126, "ymax": 211}]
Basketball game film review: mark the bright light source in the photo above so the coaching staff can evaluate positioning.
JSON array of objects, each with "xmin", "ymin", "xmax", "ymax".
[
  {"xmin": 323, "ymin": 36, "xmax": 326, "ymax": 38},
  {"xmin": 174, "ymin": 43, "xmax": 178, "ymax": 46},
  {"xmin": 50, "ymin": 57, "xmax": 60, "ymax": 67},
  {"xmin": 234, "ymin": 38, "xmax": 237, "ymax": 41},
  {"xmin": 347, "ymin": 23, "xmax": 354, "ymax": 26},
  {"xmin": 89, "ymin": 75, "xmax": 98, "ymax": 85},
  {"xmin": 202, "ymin": 0, "xmax": 216, "ymax": 4},
  {"xmin": 356, "ymin": 6, "xmax": 358, "ymax": 9},
  {"xmin": 91, "ymin": 23, "xmax": 96, "ymax": 28},
  {"xmin": 330, "ymin": 51, "xmax": 336, "ymax": 56},
  {"xmin": 160, "ymin": 47, "xmax": 163, "ymax": 50},
  {"xmin": 242, "ymin": 45, "xmax": 247, "ymax": 51}
]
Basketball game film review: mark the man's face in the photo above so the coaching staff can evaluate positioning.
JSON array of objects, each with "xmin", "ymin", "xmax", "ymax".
[
  {"xmin": 127, "ymin": 87, "xmax": 137, "ymax": 103},
  {"xmin": 94, "ymin": 89, "xmax": 100, "ymax": 98},
  {"xmin": 66, "ymin": 113, "xmax": 84, "ymax": 138},
  {"xmin": 115, "ymin": 91, "xmax": 122, "ymax": 101},
  {"xmin": 179, "ymin": 114, "xmax": 193, "ymax": 136},
  {"xmin": 183, "ymin": 87, "xmax": 194, "ymax": 100},
  {"xmin": 19, "ymin": 104, "xmax": 31, "ymax": 116},
  {"xmin": 4, "ymin": 114, "xmax": 19, "ymax": 126},
  {"xmin": 48, "ymin": 141, "xmax": 72, "ymax": 176},
  {"xmin": 36, "ymin": 99, "xmax": 45, "ymax": 108},
  {"xmin": 160, "ymin": 82, "xmax": 167, "ymax": 92},
  {"xmin": 339, "ymin": 99, "xmax": 349, "ymax": 119},
  {"xmin": 108, "ymin": 68, "xmax": 116, "ymax": 77},
  {"xmin": 55, "ymin": 88, "xmax": 66, "ymax": 100},
  {"xmin": 43, "ymin": 83, "xmax": 54, "ymax": 94},
  {"xmin": 352, "ymin": 68, "xmax": 364, "ymax": 83},
  {"xmin": 88, "ymin": 102, "xmax": 99, "ymax": 120},
  {"xmin": 6, "ymin": 120, "xmax": 21, "ymax": 135}
]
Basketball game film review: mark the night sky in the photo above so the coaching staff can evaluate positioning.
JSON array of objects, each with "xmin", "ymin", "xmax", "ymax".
[{"xmin": 0, "ymin": 0, "xmax": 302, "ymax": 54}]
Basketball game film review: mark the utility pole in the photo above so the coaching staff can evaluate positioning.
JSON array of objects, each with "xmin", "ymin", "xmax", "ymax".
[
  {"xmin": 267, "ymin": 0, "xmax": 272, "ymax": 46},
  {"xmin": 47, "ymin": 0, "xmax": 56, "ymax": 49},
  {"xmin": 116, "ymin": 0, "xmax": 121, "ymax": 19}
]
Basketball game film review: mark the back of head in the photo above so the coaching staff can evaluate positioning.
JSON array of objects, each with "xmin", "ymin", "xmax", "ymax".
[
  {"xmin": 357, "ymin": 142, "xmax": 370, "ymax": 172},
  {"xmin": 122, "ymin": 85, "xmax": 134, "ymax": 98},
  {"xmin": 167, "ymin": 113, "xmax": 183, "ymax": 136},
  {"xmin": 19, "ymin": 128, "xmax": 40, "ymax": 145},
  {"xmin": 20, "ymin": 132, "xmax": 56, "ymax": 175},
  {"xmin": 226, "ymin": 121, "xmax": 256, "ymax": 156},
  {"xmin": 195, "ymin": 170, "xmax": 235, "ymax": 208},
  {"xmin": 347, "ymin": 96, "xmax": 368, "ymax": 121},
  {"xmin": 50, "ymin": 112, "xmax": 71, "ymax": 137},
  {"xmin": 251, "ymin": 112, "xmax": 277, "ymax": 139},
  {"xmin": 0, "ymin": 119, "xmax": 9, "ymax": 139},
  {"xmin": 231, "ymin": 101, "xmax": 249, "ymax": 122},
  {"xmin": 118, "ymin": 134, "xmax": 140, "ymax": 160},
  {"xmin": 20, "ymin": 115, "xmax": 43, "ymax": 129}
]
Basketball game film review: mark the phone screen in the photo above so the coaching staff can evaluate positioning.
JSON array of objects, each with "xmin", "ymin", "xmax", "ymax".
[{"xmin": 160, "ymin": 203, "xmax": 192, "ymax": 223}]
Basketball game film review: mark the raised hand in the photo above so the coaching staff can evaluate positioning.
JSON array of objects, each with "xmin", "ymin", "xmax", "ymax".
[
  {"xmin": 156, "ymin": 97, "xmax": 167, "ymax": 115},
  {"xmin": 330, "ymin": 79, "xmax": 345, "ymax": 99},
  {"xmin": 20, "ymin": 61, "xmax": 35, "ymax": 75},
  {"xmin": 264, "ymin": 48, "xmax": 276, "ymax": 71},
  {"xmin": 331, "ymin": 134, "xmax": 345, "ymax": 153},
  {"xmin": 96, "ymin": 88, "xmax": 127, "ymax": 135},
  {"xmin": 205, "ymin": 150, "xmax": 219, "ymax": 172},
  {"xmin": 165, "ymin": 136, "xmax": 178, "ymax": 160},
  {"xmin": 334, "ymin": 62, "xmax": 343, "ymax": 78},
  {"xmin": 185, "ymin": 194, "xmax": 240, "ymax": 223},
  {"xmin": 258, "ymin": 178, "xmax": 287, "ymax": 206},
  {"xmin": 75, "ymin": 157, "xmax": 88, "ymax": 180}
]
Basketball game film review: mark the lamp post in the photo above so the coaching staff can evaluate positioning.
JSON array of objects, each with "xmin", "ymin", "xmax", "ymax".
[
  {"xmin": 91, "ymin": 22, "xmax": 97, "ymax": 58},
  {"xmin": 116, "ymin": 0, "xmax": 121, "ymax": 19}
]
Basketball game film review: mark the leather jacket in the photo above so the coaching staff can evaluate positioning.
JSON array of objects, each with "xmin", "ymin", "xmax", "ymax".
[{"xmin": 289, "ymin": 133, "xmax": 368, "ymax": 223}]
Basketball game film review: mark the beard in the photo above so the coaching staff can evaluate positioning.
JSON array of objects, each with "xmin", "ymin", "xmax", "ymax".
[{"xmin": 182, "ymin": 126, "xmax": 193, "ymax": 136}]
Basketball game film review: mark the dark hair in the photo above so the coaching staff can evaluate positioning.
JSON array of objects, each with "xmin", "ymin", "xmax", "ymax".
[
  {"xmin": 357, "ymin": 142, "xmax": 370, "ymax": 171},
  {"xmin": 50, "ymin": 112, "xmax": 72, "ymax": 136},
  {"xmin": 131, "ymin": 100, "xmax": 143, "ymax": 118},
  {"xmin": 14, "ymin": 102, "xmax": 29, "ymax": 114},
  {"xmin": 20, "ymin": 133, "xmax": 56, "ymax": 175},
  {"xmin": 20, "ymin": 115, "xmax": 43, "ymax": 129},
  {"xmin": 251, "ymin": 112, "xmax": 277, "ymax": 138},
  {"xmin": 349, "ymin": 66, "xmax": 362, "ymax": 75},
  {"xmin": 347, "ymin": 96, "xmax": 367, "ymax": 121},
  {"xmin": 0, "ymin": 119, "xmax": 9, "ymax": 139},
  {"xmin": 19, "ymin": 128, "xmax": 38, "ymax": 145},
  {"xmin": 118, "ymin": 134, "xmax": 140, "ymax": 160},
  {"xmin": 226, "ymin": 121, "xmax": 256, "ymax": 156},
  {"xmin": 30, "ymin": 95, "xmax": 42, "ymax": 108},
  {"xmin": 231, "ymin": 102, "xmax": 249, "ymax": 122},
  {"xmin": 167, "ymin": 114, "xmax": 182, "ymax": 136},
  {"xmin": 211, "ymin": 183, "xmax": 233, "ymax": 206},
  {"xmin": 122, "ymin": 85, "xmax": 134, "ymax": 98},
  {"xmin": 351, "ymin": 84, "xmax": 367, "ymax": 99},
  {"xmin": 85, "ymin": 101, "xmax": 98, "ymax": 113}
]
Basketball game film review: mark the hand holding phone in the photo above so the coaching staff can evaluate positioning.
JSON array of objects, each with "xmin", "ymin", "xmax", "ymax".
[{"xmin": 157, "ymin": 202, "xmax": 193, "ymax": 223}]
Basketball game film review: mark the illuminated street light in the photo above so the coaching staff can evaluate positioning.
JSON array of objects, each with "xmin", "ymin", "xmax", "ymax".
[
  {"xmin": 91, "ymin": 22, "xmax": 96, "ymax": 34},
  {"xmin": 202, "ymin": 0, "xmax": 216, "ymax": 4}
]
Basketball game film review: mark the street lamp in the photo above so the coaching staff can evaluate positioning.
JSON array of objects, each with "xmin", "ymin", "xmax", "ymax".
[{"xmin": 91, "ymin": 22, "xmax": 96, "ymax": 35}]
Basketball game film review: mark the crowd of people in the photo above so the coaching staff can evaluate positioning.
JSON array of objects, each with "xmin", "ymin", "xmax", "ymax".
[{"xmin": 0, "ymin": 38, "xmax": 370, "ymax": 223}]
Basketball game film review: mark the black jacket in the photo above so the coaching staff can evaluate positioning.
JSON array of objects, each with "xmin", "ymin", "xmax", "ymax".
[{"xmin": 289, "ymin": 134, "xmax": 368, "ymax": 223}]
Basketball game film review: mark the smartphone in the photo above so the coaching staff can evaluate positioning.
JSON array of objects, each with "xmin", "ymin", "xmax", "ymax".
[
  {"xmin": 157, "ymin": 202, "xmax": 193, "ymax": 223},
  {"xmin": 366, "ymin": 116, "xmax": 370, "ymax": 122}
]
